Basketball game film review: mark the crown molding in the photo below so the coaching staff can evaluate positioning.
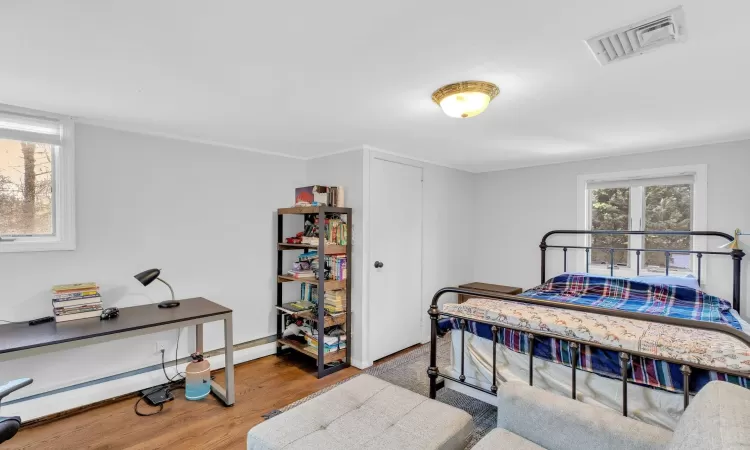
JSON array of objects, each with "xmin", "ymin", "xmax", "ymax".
[
  {"xmin": 474, "ymin": 134, "xmax": 750, "ymax": 174},
  {"xmin": 360, "ymin": 145, "xmax": 474, "ymax": 173},
  {"xmin": 75, "ymin": 118, "xmax": 306, "ymax": 160}
]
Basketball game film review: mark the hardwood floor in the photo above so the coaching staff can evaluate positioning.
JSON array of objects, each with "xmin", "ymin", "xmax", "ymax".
[{"xmin": 8, "ymin": 353, "xmax": 360, "ymax": 449}]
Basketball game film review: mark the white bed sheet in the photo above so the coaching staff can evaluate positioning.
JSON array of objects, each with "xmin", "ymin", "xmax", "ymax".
[{"xmin": 446, "ymin": 331, "xmax": 685, "ymax": 430}]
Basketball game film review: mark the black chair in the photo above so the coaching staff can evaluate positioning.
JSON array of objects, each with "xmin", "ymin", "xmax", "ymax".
[{"xmin": 0, "ymin": 378, "xmax": 32, "ymax": 444}]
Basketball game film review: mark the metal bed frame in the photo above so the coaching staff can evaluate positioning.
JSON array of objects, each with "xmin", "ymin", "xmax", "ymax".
[{"xmin": 428, "ymin": 230, "xmax": 747, "ymax": 416}]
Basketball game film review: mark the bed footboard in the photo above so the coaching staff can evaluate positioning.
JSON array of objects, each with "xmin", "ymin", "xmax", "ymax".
[{"xmin": 427, "ymin": 287, "xmax": 750, "ymax": 416}]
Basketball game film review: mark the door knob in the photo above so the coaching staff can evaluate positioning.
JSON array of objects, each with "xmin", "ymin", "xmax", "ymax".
[{"xmin": 374, "ymin": 261, "xmax": 384, "ymax": 269}]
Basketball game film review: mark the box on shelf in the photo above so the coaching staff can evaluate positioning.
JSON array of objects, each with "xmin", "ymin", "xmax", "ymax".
[
  {"xmin": 294, "ymin": 185, "xmax": 345, "ymax": 207},
  {"xmin": 295, "ymin": 185, "xmax": 329, "ymax": 206}
]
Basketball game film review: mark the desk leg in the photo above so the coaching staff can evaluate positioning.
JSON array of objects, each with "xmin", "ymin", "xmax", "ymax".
[
  {"xmin": 196, "ymin": 323, "xmax": 204, "ymax": 353},
  {"xmin": 209, "ymin": 315, "xmax": 235, "ymax": 406},
  {"xmin": 223, "ymin": 315, "xmax": 235, "ymax": 405}
]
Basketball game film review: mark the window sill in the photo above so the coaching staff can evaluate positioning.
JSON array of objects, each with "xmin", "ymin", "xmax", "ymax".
[{"xmin": 0, "ymin": 238, "xmax": 76, "ymax": 253}]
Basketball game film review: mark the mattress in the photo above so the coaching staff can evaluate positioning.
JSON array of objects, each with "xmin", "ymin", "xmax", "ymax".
[
  {"xmin": 445, "ymin": 330, "xmax": 687, "ymax": 430},
  {"xmin": 439, "ymin": 273, "xmax": 750, "ymax": 430}
]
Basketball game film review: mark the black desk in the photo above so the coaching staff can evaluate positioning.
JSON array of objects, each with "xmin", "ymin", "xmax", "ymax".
[{"xmin": 0, "ymin": 297, "xmax": 235, "ymax": 406}]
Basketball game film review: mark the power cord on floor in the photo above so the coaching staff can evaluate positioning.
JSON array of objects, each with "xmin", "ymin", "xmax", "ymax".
[{"xmin": 134, "ymin": 329, "xmax": 186, "ymax": 417}]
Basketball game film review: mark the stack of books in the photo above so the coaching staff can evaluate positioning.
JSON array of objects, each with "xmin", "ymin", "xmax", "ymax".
[
  {"xmin": 300, "ymin": 284, "xmax": 318, "ymax": 303},
  {"xmin": 325, "ymin": 255, "xmax": 347, "ymax": 281},
  {"xmin": 305, "ymin": 333, "xmax": 347, "ymax": 353},
  {"xmin": 52, "ymin": 283, "xmax": 102, "ymax": 323},
  {"xmin": 324, "ymin": 290, "xmax": 346, "ymax": 315},
  {"xmin": 325, "ymin": 218, "xmax": 348, "ymax": 245}
]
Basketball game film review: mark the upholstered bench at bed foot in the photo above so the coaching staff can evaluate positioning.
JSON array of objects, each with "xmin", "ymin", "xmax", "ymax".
[
  {"xmin": 247, "ymin": 374, "xmax": 473, "ymax": 450},
  {"xmin": 471, "ymin": 428, "xmax": 545, "ymax": 450}
]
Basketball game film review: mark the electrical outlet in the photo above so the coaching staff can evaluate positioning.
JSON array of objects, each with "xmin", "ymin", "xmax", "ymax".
[{"xmin": 155, "ymin": 340, "xmax": 170, "ymax": 354}]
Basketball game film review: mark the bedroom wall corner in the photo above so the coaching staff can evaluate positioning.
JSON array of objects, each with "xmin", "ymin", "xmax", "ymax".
[{"xmin": 473, "ymin": 139, "xmax": 750, "ymax": 315}]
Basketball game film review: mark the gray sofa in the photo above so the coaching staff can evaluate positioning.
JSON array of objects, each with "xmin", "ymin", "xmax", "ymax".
[{"xmin": 476, "ymin": 380, "xmax": 750, "ymax": 450}]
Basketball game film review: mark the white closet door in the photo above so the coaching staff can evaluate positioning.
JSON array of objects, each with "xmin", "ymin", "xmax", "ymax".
[{"xmin": 369, "ymin": 157, "xmax": 423, "ymax": 361}]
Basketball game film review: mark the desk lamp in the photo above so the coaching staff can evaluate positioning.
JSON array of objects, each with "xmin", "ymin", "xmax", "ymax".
[{"xmin": 135, "ymin": 269, "xmax": 180, "ymax": 308}]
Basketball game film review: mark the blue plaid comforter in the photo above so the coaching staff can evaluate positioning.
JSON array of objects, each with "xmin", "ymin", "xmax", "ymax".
[{"xmin": 441, "ymin": 273, "xmax": 748, "ymax": 393}]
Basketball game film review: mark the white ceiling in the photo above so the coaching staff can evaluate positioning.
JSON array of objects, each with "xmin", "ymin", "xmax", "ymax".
[{"xmin": 1, "ymin": 0, "xmax": 749, "ymax": 172}]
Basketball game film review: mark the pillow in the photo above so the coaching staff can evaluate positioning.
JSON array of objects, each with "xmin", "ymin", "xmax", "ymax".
[{"xmin": 630, "ymin": 274, "xmax": 700, "ymax": 290}]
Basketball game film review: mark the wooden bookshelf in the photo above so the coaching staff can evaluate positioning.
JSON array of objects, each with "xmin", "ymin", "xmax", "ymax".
[
  {"xmin": 277, "ymin": 243, "xmax": 347, "ymax": 255},
  {"xmin": 277, "ymin": 206, "xmax": 351, "ymax": 215},
  {"xmin": 275, "ymin": 306, "xmax": 347, "ymax": 327},
  {"xmin": 277, "ymin": 338, "xmax": 347, "ymax": 365},
  {"xmin": 276, "ymin": 205, "xmax": 352, "ymax": 378},
  {"xmin": 276, "ymin": 275, "xmax": 346, "ymax": 291}
]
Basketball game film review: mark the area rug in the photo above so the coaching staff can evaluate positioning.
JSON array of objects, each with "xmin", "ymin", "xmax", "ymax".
[{"xmin": 263, "ymin": 335, "xmax": 496, "ymax": 448}]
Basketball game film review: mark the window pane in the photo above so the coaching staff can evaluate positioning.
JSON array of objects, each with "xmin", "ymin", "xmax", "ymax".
[
  {"xmin": 590, "ymin": 187, "xmax": 630, "ymax": 266},
  {"xmin": 644, "ymin": 184, "xmax": 692, "ymax": 271},
  {"xmin": 0, "ymin": 139, "xmax": 54, "ymax": 236}
]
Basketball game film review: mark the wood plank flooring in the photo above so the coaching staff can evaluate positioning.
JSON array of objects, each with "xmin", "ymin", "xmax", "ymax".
[{"xmin": 8, "ymin": 352, "xmax": 360, "ymax": 449}]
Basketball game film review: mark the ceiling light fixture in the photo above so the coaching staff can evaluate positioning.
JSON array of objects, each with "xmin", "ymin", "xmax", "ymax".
[{"xmin": 431, "ymin": 81, "xmax": 499, "ymax": 118}]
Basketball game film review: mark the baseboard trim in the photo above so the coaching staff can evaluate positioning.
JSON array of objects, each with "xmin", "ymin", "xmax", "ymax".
[
  {"xmin": 351, "ymin": 359, "xmax": 373, "ymax": 369},
  {"xmin": 4, "ymin": 340, "xmax": 276, "ymax": 422}
]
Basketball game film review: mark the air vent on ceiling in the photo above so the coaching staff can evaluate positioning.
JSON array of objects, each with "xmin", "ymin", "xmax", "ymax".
[{"xmin": 584, "ymin": 6, "xmax": 686, "ymax": 66}]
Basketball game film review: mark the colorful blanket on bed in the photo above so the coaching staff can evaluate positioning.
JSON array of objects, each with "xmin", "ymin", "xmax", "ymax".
[
  {"xmin": 441, "ymin": 274, "xmax": 750, "ymax": 393},
  {"xmin": 522, "ymin": 273, "xmax": 741, "ymax": 329}
]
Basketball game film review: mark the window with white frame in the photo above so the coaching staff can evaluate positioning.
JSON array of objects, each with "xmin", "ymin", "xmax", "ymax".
[
  {"xmin": 0, "ymin": 107, "xmax": 75, "ymax": 252},
  {"xmin": 578, "ymin": 166, "xmax": 707, "ymax": 276}
]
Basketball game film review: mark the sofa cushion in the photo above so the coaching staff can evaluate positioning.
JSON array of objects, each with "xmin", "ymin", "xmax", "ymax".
[
  {"xmin": 496, "ymin": 381, "xmax": 672, "ymax": 450},
  {"xmin": 247, "ymin": 374, "xmax": 473, "ymax": 450},
  {"xmin": 472, "ymin": 428, "xmax": 545, "ymax": 450},
  {"xmin": 668, "ymin": 381, "xmax": 750, "ymax": 450}
]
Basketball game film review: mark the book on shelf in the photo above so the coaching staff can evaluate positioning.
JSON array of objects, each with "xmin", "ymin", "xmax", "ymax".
[
  {"xmin": 298, "ymin": 251, "xmax": 318, "ymax": 261},
  {"xmin": 324, "ymin": 290, "xmax": 346, "ymax": 314},
  {"xmin": 300, "ymin": 284, "xmax": 318, "ymax": 303},
  {"xmin": 325, "ymin": 218, "xmax": 348, "ymax": 246},
  {"xmin": 305, "ymin": 334, "xmax": 347, "ymax": 353},
  {"xmin": 287, "ymin": 270, "xmax": 314, "ymax": 279},
  {"xmin": 278, "ymin": 301, "xmax": 316, "ymax": 314},
  {"xmin": 324, "ymin": 255, "xmax": 347, "ymax": 281}
]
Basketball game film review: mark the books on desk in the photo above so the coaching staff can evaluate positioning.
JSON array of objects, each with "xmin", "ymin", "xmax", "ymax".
[{"xmin": 52, "ymin": 282, "xmax": 102, "ymax": 323}]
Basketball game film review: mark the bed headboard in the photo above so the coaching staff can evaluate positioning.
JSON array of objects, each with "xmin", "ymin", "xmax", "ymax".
[{"xmin": 539, "ymin": 230, "xmax": 745, "ymax": 312}]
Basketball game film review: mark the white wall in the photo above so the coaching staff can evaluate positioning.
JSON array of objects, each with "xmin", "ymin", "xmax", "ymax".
[
  {"xmin": 305, "ymin": 149, "xmax": 366, "ymax": 366},
  {"xmin": 0, "ymin": 124, "xmax": 306, "ymax": 418},
  {"xmin": 473, "ymin": 140, "xmax": 750, "ymax": 313}
]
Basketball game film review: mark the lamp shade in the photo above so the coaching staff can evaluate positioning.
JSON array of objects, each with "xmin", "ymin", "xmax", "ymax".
[
  {"xmin": 134, "ymin": 268, "xmax": 161, "ymax": 287},
  {"xmin": 431, "ymin": 81, "xmax": 500, "ymax": 118}
]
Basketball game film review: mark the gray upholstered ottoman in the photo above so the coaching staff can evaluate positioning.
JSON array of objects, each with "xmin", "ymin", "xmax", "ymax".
[{"xmin": 247, "ymin": 374, "xmax": 473, "ymax": 450}]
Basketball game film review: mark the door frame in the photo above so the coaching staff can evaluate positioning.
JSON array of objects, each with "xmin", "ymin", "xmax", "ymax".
[{"xmin": 360, "ymin": 147, "xmax": 424, "ymax": 368}]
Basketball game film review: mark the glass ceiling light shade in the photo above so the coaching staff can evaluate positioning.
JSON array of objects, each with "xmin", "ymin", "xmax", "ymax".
[{"xmin": 431, "ymin": 81, "xmax": 500, "ymax": 118}]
